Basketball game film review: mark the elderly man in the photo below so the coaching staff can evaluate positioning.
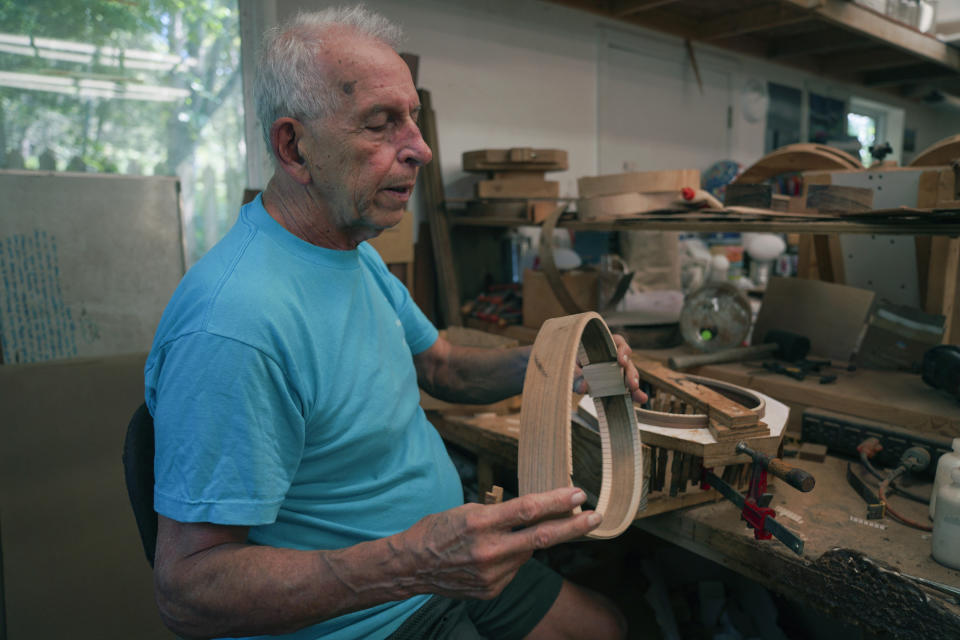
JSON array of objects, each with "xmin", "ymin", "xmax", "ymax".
[{"xmin": 145, "ymin": 6, "xmax": 644, "ymax": 640}]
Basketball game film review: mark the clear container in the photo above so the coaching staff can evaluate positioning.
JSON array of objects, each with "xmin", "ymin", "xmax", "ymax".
[
  {"xmin": 932, "ymin": 467, "xmax": 960, "ymax": 570},
  {"xmin": 930, "ymin": 438, "xmax": 960, "ymax": 520}
]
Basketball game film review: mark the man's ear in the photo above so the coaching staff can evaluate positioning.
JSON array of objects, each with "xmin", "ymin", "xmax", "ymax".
[{"xmin": 270, "ymin": 118, "xmax": 311, "ymax": 185}]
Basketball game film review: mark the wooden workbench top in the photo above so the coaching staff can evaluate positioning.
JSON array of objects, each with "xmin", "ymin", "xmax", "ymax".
[
  {"xmin": 430, "ymin": 407, "xmax": 960, "ymax": 637},
  {"xmin": 634, "ymin": 347, "xmax": 959, "ymax": 439},
  {"xmin": 636, "ymin": 453, "xmax": 960, "ymax": 638}
]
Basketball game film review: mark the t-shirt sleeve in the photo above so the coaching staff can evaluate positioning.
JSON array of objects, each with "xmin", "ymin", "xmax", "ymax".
[
  {"xmin": 146, "ymin": 331, "xmax": 305, "ymax": 526},
  {"xmin": 360, "ymin": 243, "xmax": 437, "ymax": 355}
]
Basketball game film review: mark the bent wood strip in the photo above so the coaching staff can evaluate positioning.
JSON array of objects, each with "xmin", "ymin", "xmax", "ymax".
[
  {"xmin": 518, "ymin": 312, "xmax": 643, "ymax": 539},
  {"xmin": 733, "ymin": 143, "xmax": 862, "ymax": 185},
  {"xmin": 909, "ymin": 134, "xmax": 960, "ymax": 167}
]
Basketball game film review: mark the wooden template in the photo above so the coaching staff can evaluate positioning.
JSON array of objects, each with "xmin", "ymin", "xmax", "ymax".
[
  {"xmin": 518, "ymin": 312, "xmax": 643, "ymax": 539},
  {"xmin": 732, "ymin": 143, "xmax": 862, "ymax": 185},
  {"xmin": 577, "ymin": 168, "xmax": 700, "ymax": 199},
  {"xmin": 462, "ymin": 148, "xmax": 568, "ymax": 172}
]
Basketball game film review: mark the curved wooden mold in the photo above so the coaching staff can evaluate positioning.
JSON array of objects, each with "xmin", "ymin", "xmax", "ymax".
[
  {"xmin": 908, "ymin": 133, "xmax": 960, "ymax": 167},
  {"xmin": 733, "ymin": 143, "xmax": 862, "ymax": 185},
  {"xmin": 518, "ymin": 312, "xmax": 643, "ymax": 539},
  {"xmin": 637, "ymin": 374, "xmax": 766, "ymax": 428}
]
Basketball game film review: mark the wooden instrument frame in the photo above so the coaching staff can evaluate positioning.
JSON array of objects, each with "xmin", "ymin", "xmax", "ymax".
[{"xmin": 518, "ymin": 312, "xmax": 643, "ymax": 539}]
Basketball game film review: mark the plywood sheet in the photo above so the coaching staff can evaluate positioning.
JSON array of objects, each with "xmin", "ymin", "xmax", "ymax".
[
  {"xmin": 0, "ymin": 354, "xmax": 171, "ymax": 638},
  {"xmin": 752, "ymin": 277, "xmax": 875, "ymax": 363},
  {"xmin": 0, "ymin": 171, "xmax": 184, "ymax": 364}
]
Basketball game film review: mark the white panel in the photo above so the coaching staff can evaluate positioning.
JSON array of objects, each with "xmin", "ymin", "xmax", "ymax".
[
  {"xmin": 832, "ymin": 170, "xmax": 922, "ymax": 307},
  {"xmin": 0, "ymin": 171, "xmax": 185, "ymax": 363}
]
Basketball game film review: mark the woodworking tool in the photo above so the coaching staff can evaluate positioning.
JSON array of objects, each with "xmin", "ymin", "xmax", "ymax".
[{"xmin": 702, "ymin": 441, "xmax": 815, "ymax": 555}]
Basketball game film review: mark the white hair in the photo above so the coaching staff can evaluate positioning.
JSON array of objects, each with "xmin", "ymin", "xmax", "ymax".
[{"xmin": 253, "ymin": 5, "xmax": 404, "ymax": 150}]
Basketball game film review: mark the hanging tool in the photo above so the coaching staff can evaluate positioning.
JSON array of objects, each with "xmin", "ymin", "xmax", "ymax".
[{"xmin": 702, "ymin": 441, "xmax": 815, "ymax": 555}]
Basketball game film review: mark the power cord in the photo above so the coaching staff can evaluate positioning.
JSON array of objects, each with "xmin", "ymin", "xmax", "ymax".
[
  {"xmin": 877, "ymin": 447, "xmax": 933, "ymax": 532},
  {"xmin": 856, "ymin": 438, "xmax": 930, "ymax": 504}
]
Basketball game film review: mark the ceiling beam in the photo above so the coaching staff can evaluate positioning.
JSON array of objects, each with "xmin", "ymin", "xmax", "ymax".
[
  {"xmin": 610, "ymin": 0, "xmax": 681, "ymax": 18},
  {"xmin": 698, "ymin": 4, "xmax": 813, "ymax": 41},
  {"xmin": 781, "ymin": 0, "xmax": 960, "ymax": 70},
  {"xmin": 819, "ymin": 47, "xmax": 917, "ymax": 74},
  {"xmin": 862, "ymin": 64, "xmax": 959, "ymax": 87},
  {"xmin": 767, "ymin": 30, "xmax": 870, "ymax": 58}
]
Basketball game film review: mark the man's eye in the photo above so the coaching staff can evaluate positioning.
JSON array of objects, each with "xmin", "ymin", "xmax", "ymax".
[{"xmin": 367, "ymin": 123, "xmax": 387, "ymax": 132}]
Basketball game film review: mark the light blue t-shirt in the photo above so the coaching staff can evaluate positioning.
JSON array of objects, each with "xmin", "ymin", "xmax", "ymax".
[{"xmin": 144, "ymin": 195, "xmax": 464, "ymax": 640}]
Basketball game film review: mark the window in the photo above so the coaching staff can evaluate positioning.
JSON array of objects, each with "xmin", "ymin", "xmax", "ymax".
[
  {"xmin": 0, "ymin": 0, "xmax": 244, "ymax": 264},
  {"xmin": 847, "ymin": 111, "xmax": 878, "ymax": 166}
]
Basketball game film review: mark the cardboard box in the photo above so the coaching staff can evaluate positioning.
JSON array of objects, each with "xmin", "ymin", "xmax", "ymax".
[
  {"xmin": 522, "ymin": 268, "xmax": 598, "ymax": 329},
  {"xmin": 368, "ymin": 212, "xmax": 414, "ymax": 264}
]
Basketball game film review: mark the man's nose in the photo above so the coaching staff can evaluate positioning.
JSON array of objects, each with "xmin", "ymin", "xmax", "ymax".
[{"xmin": 399, "ymin": 123, "xmax": 433, "ymax": 167}]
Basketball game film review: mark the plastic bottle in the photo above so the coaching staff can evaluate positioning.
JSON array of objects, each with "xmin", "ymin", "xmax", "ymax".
[
  {"xmin": 930, "ymin": 438, "xmax": 960, "ymax": 520},
  {"xmin": 932, "ymin": 467, "xmax": 960, "ymax": 570}
]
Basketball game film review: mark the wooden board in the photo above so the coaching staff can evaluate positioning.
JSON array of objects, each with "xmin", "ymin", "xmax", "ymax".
[
  {"xmin": 805, "ymin": 184, "xmax": 874, "ymax": 213},
  {"xmin": 752, "ymin": 277, "xmax": 875, "ymax": 363},
  {"xmin": 418, "ymin": 90, "xmax": 462, "ymax": 327},
  {"xmin": 577, "ymin": 168, "xmax": 701, "ymax": 199},
  {"xmin": 462, "ymin": 148, "xmax": 568, "ymax": 172},
  {"xmin": 577, "ymin": 191, "xmax": 681, "ymax": 220},
  {"xmin": 476, "ymin": 178, "xmax": 560, "ymax": 199},
  {"xmin": 634, "ymin": 360, "xmax": 761, "ymax": 430},
  {"xmin": 0, "ymin": 354, "xmax": 169, "ymax": 638}
]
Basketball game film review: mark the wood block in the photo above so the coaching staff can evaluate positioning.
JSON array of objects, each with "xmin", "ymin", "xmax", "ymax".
[
  {"xmin": 463, "ymin": 148, "xmax": 567, "ymax": 172},
  {"xmin": 805, "ymin": 184, "xmax": 874, "ymax": 213},
  {"xmin": 798, "ymin": 442, "xmax": 828, "ymax": 462},
  {"xmin": 635, "ymin": 361, "xmax": 758, "ymax": 428},
  {"xmin": 484, "ymin": 485, "xmax": 504, "ymax": 505},
  {"xmin": 578, "ymin": 191, "xmax": 679, "ymax": 220},
  {"xmin": 770, "ymin": 194, "xmax": 792, "ymax": 211},
  {"xmin": 708, "ymin": 419, "xmax": 770, "ymax": 442},
  {"xmin": 476, "ymin": 178, "xmax": 560, "ymax": 199},
  {"xmin": 582, "ymin": 361, "xmax": 626, "ymax": 398},
  {"xmin": 492, "ymin": 171, "xmax": 547, "ymax": 181},
  {"xmin": 577, "ymin": 168, "xmax": 701, "ymax": 199},
  {"xmin": 724, "ymin": 183, "xmax": 772, "ymax": 208}
]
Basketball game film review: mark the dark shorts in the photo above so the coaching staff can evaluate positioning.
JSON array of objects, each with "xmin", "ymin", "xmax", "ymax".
[{"xmin": 387, "ymin": 558, "xmax": 564, "ymax": 640}]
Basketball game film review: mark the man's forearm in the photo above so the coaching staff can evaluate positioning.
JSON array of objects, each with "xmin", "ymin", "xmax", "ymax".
[
  {"xmin": 423, "ymin": 344, "xmax": 532, "ymax": 405},
  {"xmin": 155, "ymin": 534, "xmax": 419, "ymax": 639}
]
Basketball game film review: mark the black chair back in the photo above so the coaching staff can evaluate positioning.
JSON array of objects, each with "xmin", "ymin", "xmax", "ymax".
[{"xmin": 122, "ymin": 403, "xmax": 158, "ymax": 567}]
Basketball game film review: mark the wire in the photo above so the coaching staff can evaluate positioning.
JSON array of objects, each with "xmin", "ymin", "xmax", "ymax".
[
  {"xmin": 859, "ymin": 449, "xmax": 930, "ymax": 505},
  {"xmin": 878, "ymin": 466, "xmax": 933, "ymax": 532}
]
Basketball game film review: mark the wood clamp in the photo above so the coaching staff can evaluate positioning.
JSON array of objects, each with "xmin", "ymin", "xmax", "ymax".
[
  {"xmin": 518, "ymin": 312, "xmax": 643, "ymax": 539},
  {"xmin": 702, "ymin": 441, "xmax": 815, "ymax": 555}
]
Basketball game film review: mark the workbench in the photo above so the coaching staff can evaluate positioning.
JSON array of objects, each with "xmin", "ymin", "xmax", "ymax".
[{"xmin": 427, "ymin": 350, "xmax": 960, "ymax": 638}]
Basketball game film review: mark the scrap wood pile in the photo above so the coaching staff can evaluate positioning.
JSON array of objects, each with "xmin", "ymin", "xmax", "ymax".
[{"xmin": 572, "ymin": 137, "xmax": 960, "ymax": 225}]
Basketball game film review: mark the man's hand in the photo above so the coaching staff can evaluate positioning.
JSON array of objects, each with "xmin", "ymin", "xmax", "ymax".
[
  {"xmin": 392, "ymin": 487, "xmax": 600, "ymax": 600},
  {"xmin": 574, "ymin": 334, "xmax": 647, "ymax": 404}
]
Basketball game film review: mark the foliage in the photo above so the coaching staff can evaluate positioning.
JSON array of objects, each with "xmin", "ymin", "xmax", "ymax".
[{"xmin": 0, "ymin": 0, "xmax": 244, "ymax": 262}]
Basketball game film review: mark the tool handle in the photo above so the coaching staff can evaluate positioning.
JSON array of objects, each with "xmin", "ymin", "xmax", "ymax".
[
  {"xmin": 737, "ymin": 442, "xmax": 816, "ymax": 492},
  {"xmin": 669, "ymin": 343, "xmax": 777, "ymax": 370},
  {"xmin": 766, "ymin": 457, "xmax": 816, "ymax": 492}
]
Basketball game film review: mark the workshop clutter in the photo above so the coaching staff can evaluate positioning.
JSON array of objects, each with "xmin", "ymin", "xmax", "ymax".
[
  {"xmin": 461, "ymin": 147, "xmax": 568, "ymax": 222},
  {"xmin": 576, "ymin": 167, "xmax": 708, "ymax": 221}
]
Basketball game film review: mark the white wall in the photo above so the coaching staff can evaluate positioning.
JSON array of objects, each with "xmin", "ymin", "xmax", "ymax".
[{"xmin": 242, "ymin": 0, "xmax": 960, "ymax": 197}]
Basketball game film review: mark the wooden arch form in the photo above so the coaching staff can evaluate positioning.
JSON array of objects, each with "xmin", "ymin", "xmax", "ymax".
[
  {"xmin": 518, "ymin": 312, "xmax": 643, "ymax": 539},
  {"xmin": 732, "ymin": 143, "xmax": 862, "ymax": 185},
  {"xmin": 909, "ymin": 134, "xmax": 960, "ymax": 167}
]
